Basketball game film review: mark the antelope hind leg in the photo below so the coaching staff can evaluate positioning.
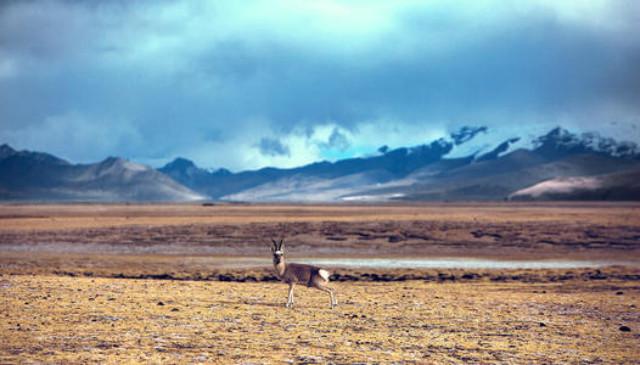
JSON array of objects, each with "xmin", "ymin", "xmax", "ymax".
[{"xmin": 313, "ymin": 280, "xmax": 337, "ymax": 308}]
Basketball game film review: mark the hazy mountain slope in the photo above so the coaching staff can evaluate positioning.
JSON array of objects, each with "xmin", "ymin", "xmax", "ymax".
[
  {"xmin": 160, "ymin": 136, "xmax": 459, "ymax": 199},
  {"xmin": 0, "ymin": 145, "xmax": 204, "ymax": 201},
  {"xmin": 158, "ymin": 157, "xmax": 232, "ymax": 197},
  {"xmin": 158, "ymin": 127, "xmax": 640, "ymax": 202},
  {"xmin": 224, "ymin": 169, "xmax": 398, "ymax": 202},
  {"xmin": 3, "ymin": 126, "xmax": 639, "ymax": 202},
  {"xmin": 509, "ymin": 167, "xmax": 640, "ymax": 201},
  {"xmin": 267, "ymin": 128, "xmax": 640, "ymax": 202},
  {"xmin": 389, "ymin": 153, "xmax": 640, "ymax": 201}
]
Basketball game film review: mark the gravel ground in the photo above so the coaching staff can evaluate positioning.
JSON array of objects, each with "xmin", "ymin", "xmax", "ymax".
[{"xmin": 1, "ymin": 275, "xmax": 638, "ymax": 364}]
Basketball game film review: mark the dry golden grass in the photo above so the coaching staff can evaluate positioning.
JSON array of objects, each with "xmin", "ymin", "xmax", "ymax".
[
  {"xmin": 3, "ymin": 203, "xmax": 640, "ymax": 264},
  {"xmin": 1, "ymin": 275, "xmax": 638, "ymax": 364},
  {"xmin": 1, "ymin": 202, "xmax": 639, "ymax": 231},
  {"xmin": 1, "ymin": 203, "xmax": 639, "ymax": 363}
]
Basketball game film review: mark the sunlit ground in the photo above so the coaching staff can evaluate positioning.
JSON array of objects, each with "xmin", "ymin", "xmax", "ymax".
[{"xmin": 1, "ymin": 276, "xmax": 638, "ymax": 364}]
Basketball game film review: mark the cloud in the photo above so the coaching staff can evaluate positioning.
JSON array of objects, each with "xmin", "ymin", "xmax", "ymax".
[
  {"xmin": 258, "ymin": 137, "xmax": 290, "ymax": 157},
  {"xmin": 321, "ymin": 128, "xmax": 351, "ymax": 152},
  {"xmin": 0, "ymin": 0, "xmax": 638, "ymax": 170},
  {"xmin": 2, "ymin": 111, "xmax": 143, "ymax": 162}
]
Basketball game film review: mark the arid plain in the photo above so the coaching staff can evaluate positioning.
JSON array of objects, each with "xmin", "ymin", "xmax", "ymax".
[{"xmin": 1, "ymin": 203, "xmax": 639, "ymax": 364}]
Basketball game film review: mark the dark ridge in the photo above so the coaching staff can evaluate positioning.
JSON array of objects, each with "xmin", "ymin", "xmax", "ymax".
[
  {"xmin": 476, "ymin": 137, "xmax": 520, "ymax": 161},
  {"xmin": 47, "ymin": 269, "xmax": 640, "ymax": 283}
]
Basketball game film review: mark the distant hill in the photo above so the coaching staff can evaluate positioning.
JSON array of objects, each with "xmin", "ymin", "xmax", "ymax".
[
  {"xmin": 2, "ymin": 127, "xmax": 639, "ymax": 202},
  {"xmin": 0, "ymin": 144, "xmax": 204, "ymax": 202}
]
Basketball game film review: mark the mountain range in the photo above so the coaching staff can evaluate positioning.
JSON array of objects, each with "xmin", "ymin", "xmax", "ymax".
[
  {"xmin": 2, "ymin": 127, "xmax": 640, "ymax": 202},
  {"xmin": 0, "ymin": 144, "xmax": 203, "ymax": 202}
]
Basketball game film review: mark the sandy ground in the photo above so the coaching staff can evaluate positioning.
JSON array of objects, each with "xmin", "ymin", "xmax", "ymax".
[
  {"xmin": 1, "ymin": 275, "xmax": 638, "ymax": 364},
  {"xmin": 1, "ymin": 202, "xmax": 640, "ymax": 231},
  {"xmin": 1, "ymin": 203, "xmax": 639, "ymax": 363},
  {"xmin": 2, "ymin": 203, "xmax": 640, "ymax": 262}
]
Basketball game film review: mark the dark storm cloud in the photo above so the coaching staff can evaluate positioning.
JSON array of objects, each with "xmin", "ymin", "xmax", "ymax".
[
  {"xmin": 320, "ymin": 128, "xmax": 351, "ymax": 152},
  {"xmin": 258, "ymin": 137, "xmax": 290, "ymax": 157},
  {"xmin": 0, "ymin": 1, "xmax": 638, "ymax": 169}
]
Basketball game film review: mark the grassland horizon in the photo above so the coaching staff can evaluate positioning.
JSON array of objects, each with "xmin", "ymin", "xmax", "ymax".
[{"xmin": 1, "ymin": 202, "xmax": 639, "ymax": 363}]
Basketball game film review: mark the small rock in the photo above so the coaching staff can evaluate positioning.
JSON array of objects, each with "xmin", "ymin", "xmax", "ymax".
[
  {"xmin": 296, "ymin": 355, "xmax": 323, "ymax": 364},
  {"xmin": 619, "ymin": 325, "xmax": 631, "ymax": 332},
  {"xmin": 539, "ymin": 322, "xmax": 546, "ymax": 327},
  {"xmin": 171, "ymin": 308, "xmax": 179, "ymax": 312},
  {"xmin": 157, "ymin": 301, "xmax": 164, "ymax": 306},
  {"xmin": 193, "ymin": 354, "xmax": 208, "ymax": 362},
  {"xmin": 616, "ymin": 291, "xmax": 624, "ymax": 295},
  {"xmin": 388, "ymin": 235, "xmax": 404, "ymax": 243}
]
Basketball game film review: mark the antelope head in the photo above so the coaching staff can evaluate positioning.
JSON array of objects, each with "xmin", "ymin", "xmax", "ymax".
[{"xmin": 271, "ymin": 239, "xmax": 285, "ymax": 265}]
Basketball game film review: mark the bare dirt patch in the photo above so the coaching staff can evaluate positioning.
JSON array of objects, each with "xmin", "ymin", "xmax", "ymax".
[
  {"xmin": 2, "ymin": 203, "xmax": 640, "ymax": 261},
  {"xmin": 1, "ymin": 203, "xmax": 639, "ymax": 363},
  {"xmin": 1, "ymin": 276, "xmax": 638, "ymax": 364}
]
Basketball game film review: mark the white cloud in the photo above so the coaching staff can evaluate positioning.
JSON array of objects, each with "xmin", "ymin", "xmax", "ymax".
[
  {"xmin": 2, "ymin": 111, "xmax": 143, "ymax": 163},
  {"xmin": 0, "ymin": 0, "xmax": 638, "ymax": 170}
]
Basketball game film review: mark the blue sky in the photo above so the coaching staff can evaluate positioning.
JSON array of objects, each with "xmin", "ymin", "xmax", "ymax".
[{"xmin": 1, "ymin": 1, "xmax": 639, "ymax": 171}]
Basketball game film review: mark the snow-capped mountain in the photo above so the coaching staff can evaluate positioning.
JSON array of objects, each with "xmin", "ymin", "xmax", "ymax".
[
  {"xmin": 2, "ymin": 126, "xmax": 639, "ymax": 202},
  {"xmin": 160, "ymin": 127, "xmax": 640, "ymax": 202},
  {"xmin": 442, "ymin": 126, "xmax": 640, "ymax": 161}
]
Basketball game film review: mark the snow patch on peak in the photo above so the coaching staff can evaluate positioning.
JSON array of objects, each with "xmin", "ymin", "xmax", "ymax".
[
  {"xmin": 444, "ymin": 126, "xmax": 527, "ymax": 160},
  {"xmin": 442, "ymin": 125, "xmax": 640, "ymax": 162}
]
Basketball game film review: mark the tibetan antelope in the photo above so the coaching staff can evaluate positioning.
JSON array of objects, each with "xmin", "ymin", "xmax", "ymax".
[{"xmin": 270, "ymin": 239, "xmax": 337, "ymax": 308}]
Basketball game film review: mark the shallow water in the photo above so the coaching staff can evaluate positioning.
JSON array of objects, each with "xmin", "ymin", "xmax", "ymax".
[{"xmin": 296, "ymin": 257, "xmax": 638, "ymax": 269}]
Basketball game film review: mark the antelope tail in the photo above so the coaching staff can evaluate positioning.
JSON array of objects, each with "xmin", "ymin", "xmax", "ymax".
[{"xmin": 318, "ymin": 269, "xmax": 330, "ymax": 281}]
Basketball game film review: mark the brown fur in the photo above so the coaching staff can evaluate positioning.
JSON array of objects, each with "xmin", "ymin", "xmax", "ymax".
[{"xmin": 271, "ymin": 239, "xmax": 337, "ymax": 308}]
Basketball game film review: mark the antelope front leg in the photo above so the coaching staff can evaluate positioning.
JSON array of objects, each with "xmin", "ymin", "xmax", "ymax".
[{"xmin": 286, "ymin": 283, "xmax": 295, "ymax": 308}]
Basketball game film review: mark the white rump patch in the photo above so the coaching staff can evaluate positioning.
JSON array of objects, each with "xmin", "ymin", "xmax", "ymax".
[{"xmin": 318, "ymin": 269, "xmax": 330, "ymax": 281}]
